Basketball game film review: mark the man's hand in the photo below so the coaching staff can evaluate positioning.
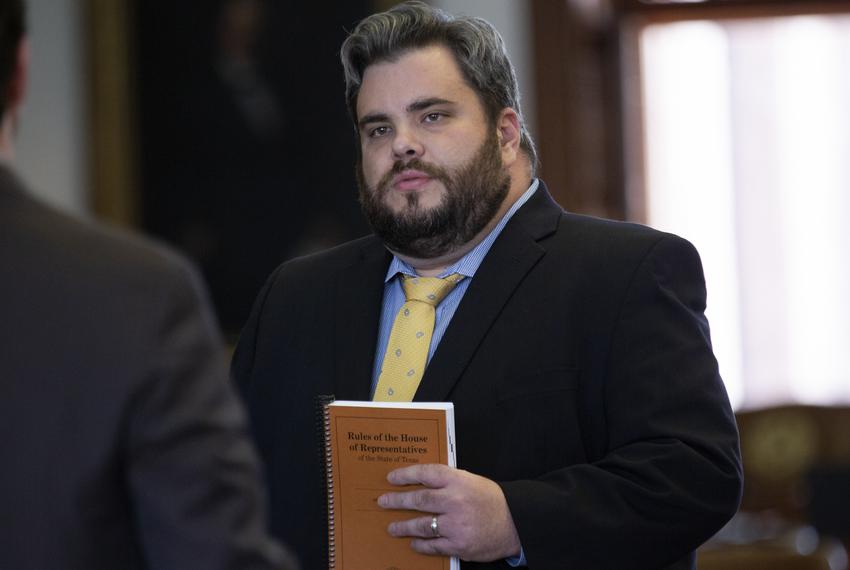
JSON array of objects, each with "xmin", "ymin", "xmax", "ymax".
[{"xmin": 377, "ymin": 464, "xmax": 521, "ymax": 562}]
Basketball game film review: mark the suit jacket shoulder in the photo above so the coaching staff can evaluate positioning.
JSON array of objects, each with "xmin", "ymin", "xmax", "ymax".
[
  {"xmin": 2, "ymin": 170, "xmax": 203, "ymax": 301},
  {"xmin": 0, "ymin": 168, "xmax": 294, "ymax": 570}
]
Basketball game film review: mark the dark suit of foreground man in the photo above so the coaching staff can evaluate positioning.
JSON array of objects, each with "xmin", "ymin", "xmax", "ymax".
[
  {"xmin": 0, "ymin": 2, "xmax": 297, "ymax": 568},
  {"xmin": 234, "ymin": 2, "xmax": 743, "ymax": 568}
]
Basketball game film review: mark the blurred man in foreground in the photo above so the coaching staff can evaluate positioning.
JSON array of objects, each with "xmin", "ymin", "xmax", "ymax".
[{"xmin": 0, "ymin": 1, "xmax": 297, "ymax": 568}]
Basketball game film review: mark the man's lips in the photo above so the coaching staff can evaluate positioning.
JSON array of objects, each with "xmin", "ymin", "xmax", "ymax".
[{"xmin": 391, "ymin": 170, "xmax": 432, "ymax": 191}]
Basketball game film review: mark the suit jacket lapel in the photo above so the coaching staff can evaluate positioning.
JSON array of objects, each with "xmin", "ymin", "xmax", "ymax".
[
  {"xmin": 414, "ymin": 183, "xmax": 563, "ymax": 401},
  {"xmin": 333, "ymin": 237, "xmax": 391, "ymax": 400}
]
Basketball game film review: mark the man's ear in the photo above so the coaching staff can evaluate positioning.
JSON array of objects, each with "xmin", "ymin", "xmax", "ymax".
[
  {"xmin": 496, "ymin": 107, "xmax": 521, "ymax": 166},
  {"xmin": 6, "ymin": 38, "xmax": 29, "ymax": 112}
]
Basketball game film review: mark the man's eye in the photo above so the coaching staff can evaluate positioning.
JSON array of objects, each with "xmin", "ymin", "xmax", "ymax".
[
  {"xmin": 423, "ymin": 112, "xmax": 443, "ymax": 123},
  {"xmin": 369, "ymin": 126, "xmax": 390, "ymax": 138}
]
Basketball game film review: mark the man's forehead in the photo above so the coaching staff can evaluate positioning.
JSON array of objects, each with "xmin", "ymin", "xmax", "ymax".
[{"xmin": 356, "ymin": 45, "xmax": 471, "ymax": 117}]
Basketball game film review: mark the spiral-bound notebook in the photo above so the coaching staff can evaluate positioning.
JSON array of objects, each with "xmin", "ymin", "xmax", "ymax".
[{"xmin": 318, "ymin": 398, "xmax": 459, "ymax": 570}]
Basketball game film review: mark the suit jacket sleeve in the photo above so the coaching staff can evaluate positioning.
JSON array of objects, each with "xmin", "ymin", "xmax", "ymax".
[
  {"xmin": 123, "ymin": 259, "xmax": 298, "ymax": 570},
  {"xmin": 499, "ymin": 234, "xmax": 742, "ymax": 569}
]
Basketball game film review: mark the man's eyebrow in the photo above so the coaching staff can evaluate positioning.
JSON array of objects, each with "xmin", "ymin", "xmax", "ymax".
[
  {"xmin": 357, "ymin": 98, "xmax": 456, "ymax": 130},
  {"xmin": 358, "ymin": 112, "xmax": 390, "ymax": 129},
  {"xmin": 407, "ymin": 97, "xmax": 454, "ymax": 113}
]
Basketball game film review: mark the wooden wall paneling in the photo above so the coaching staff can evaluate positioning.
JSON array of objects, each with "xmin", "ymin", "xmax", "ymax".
[
  {"xmin": 85, "ymin": 0, "xmax": 138, "ymax": 227},
  {"xmin": 531, "ymin": 0, "xmax": 625, "ymax": 219}
]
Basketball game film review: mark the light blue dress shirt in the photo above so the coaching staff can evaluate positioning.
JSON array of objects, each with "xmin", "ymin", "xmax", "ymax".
[
  {"xmin": 369, "ymin": 178, "xmax": 539, "ymax": 393},
  {"xmin": 369, "ymin": 179, "xmax": 539, "ymax": 567}
]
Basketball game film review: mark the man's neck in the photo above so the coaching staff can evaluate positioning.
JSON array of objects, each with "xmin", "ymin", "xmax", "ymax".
[{"xmin": 395, "ymin": 173, "xmax": 532, "ymax": 277}]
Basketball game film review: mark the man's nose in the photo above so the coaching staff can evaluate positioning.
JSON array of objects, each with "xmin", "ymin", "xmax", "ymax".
[{"xmin": 391, "ymin": 126, "xmax": 424, "ymax": 160}]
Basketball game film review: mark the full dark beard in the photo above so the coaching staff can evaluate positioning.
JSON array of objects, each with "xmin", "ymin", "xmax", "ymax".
[{"xmin": 357, "ymin": 131, "xmax": 511, "ymax": 259}]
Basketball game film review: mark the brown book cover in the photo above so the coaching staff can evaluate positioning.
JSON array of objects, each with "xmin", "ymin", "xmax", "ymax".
[{"xmin": 320, "ymin": 400, "xmax": 459, "ymax": 570}]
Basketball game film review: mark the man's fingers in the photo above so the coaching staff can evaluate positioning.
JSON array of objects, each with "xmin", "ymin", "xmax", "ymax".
[
  {"xmin": 387, "ymin": 463, "xmax": 453, "ymax": 487},
  {"xmin": 379, "ymin": 464, "xmax": 462, "ymax": 511},
  {"xmin": 387, "ymin": 514, "xmax": 443, "ymax": 538},
  {"xmin": 378, "ymin": 487, "xmax": 439, "ymax": 511},
  {"xmin": 410, "ymin": 537, "xmax": 454, "ymax": 556},
  {"xmin": 379, "ymin": 467, "xmax": 521, "ymax": 562},
  {"xmin": 387, "ymin": 515, "xmax": 456, "ymax": 557}
]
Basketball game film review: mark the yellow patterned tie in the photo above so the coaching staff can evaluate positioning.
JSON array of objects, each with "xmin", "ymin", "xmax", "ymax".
[{"xmin": 373, "ymin": 274, "xmax": 465, "ymax": 402}]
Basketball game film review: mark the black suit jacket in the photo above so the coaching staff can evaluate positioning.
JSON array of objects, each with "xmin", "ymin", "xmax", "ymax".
[
  {"xmin": 0, "ymin": 167, "xmax": 296, "ymax": 570},
  {"xmin": 234, "ymin": 182, "xmax": 743, "ymax": 569}
]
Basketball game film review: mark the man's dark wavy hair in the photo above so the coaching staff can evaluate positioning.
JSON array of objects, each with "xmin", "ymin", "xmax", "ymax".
[{"xmin": 0, "ymin": 0, "xmax": 25, "ymax": 122}]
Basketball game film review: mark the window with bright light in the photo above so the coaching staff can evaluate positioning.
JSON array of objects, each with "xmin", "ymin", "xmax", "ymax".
[{"xmin": 638, "ymin": 13, "xmax": 850, "ymax": 410}]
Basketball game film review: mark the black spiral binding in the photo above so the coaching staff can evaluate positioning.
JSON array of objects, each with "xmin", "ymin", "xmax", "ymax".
[{"xmin": 316, "ymin": 394, "xmax": 336, "ymax": 569}]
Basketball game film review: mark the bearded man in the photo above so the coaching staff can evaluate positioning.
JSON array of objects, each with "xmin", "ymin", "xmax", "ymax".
[{"xmin": 233, "ymin": 2, "xmax": 742, "ymax": 569}]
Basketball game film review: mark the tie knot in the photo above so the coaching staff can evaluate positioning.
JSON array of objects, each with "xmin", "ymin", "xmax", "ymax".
[{"xmin": 401, "ymin": 273, "xmax": 464, "ymax": 307}]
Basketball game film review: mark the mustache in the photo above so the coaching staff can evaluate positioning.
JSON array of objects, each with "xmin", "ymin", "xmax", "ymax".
[{"xmin": 376, "ymin": 158, "xmax": 450, "ymax": 193}]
